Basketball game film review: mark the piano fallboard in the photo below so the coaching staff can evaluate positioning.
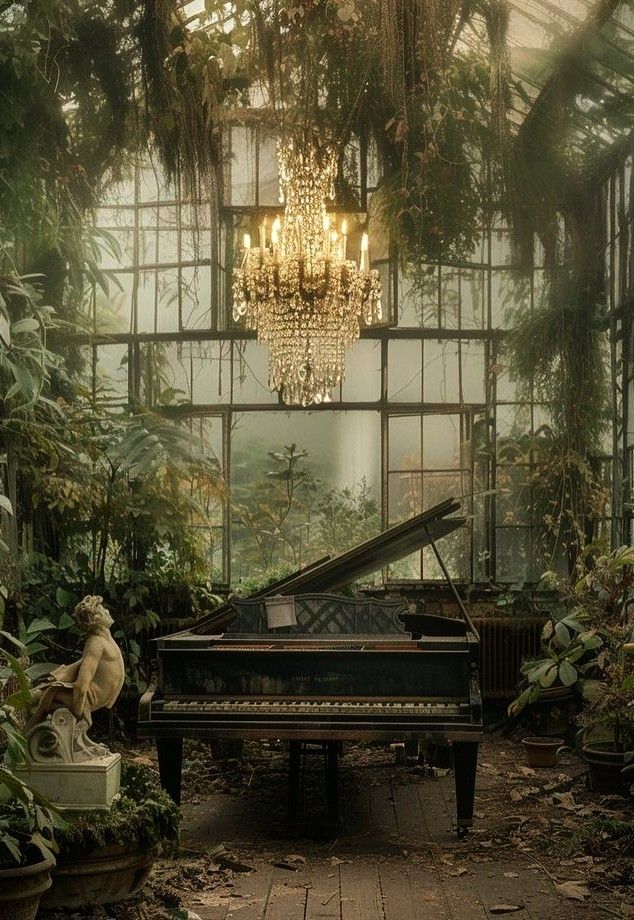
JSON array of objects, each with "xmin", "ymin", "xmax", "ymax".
[{"xmin": 157, "ymin": 643, "xmax": 473, "ymax": 700}]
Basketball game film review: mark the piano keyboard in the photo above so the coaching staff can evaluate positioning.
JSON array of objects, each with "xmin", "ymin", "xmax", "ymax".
[{"xmin": 161, "ymin": 699, "xmax": 463, "ymax": 717}]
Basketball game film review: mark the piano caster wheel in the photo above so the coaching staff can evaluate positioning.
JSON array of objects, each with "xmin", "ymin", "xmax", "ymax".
[{"xmin": 457, "ymin": 823, "xmax": 471, "ymax": 839}]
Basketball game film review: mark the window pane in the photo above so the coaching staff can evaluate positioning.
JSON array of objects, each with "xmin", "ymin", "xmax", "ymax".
[
  {"xmin": 389, "ymin": 416, "xmax": 421, "ymax": 470},
  {"xmin": 156, "ymin": 270, "xmax": 179, "ymax": 333},
  {"xmin": 230, "ymin": 412, "xmax": 381, "ymax": 581},
  {"xmin": 388, "ymin": 341, "xmax": 422, "ymax": 402},
  {"xmin": 95, "ymin": 344, "xmax": 128, "ymax": 402},
  {"xmin": 95, "ymin": 273, "xmax": 133, "ymax": 334},
  {"xmin": 423, "ymin": 340, "xmax": 459, "ymax": 403},
  {"xmin": 422, "ymin": 414, "xmax": 461, "ymax": 469},
  {"xmin": 440, "ymin": 267, "xmax": 459, "ymax": 328},
  {"xmin": 225, "ymin": 126, "xmax": 256, "ymax": 206},
  {"xmin": 460, "ymin": 269, "xmax": 486, "ymax": 329},
  {"xmin": 258, "ymin": 130, "xmax": 280, "ymax": 206},
  {"xmin": 181, "ymin": 265, "xmax": 213, "ymax": 331},
  {"xmin": 232, "ymin": 341, "xmax": 277, "ymax": 404},
  {"xmin": 342, "ymin": 341, "xmax": 381, "ymax": 402},
  {"xmin": 461, "ymin": 341, "xmax": 486, "ymax": 403}
]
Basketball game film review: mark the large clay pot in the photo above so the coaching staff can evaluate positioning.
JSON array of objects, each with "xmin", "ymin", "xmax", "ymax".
[
  {"xmin": 41, "ymin": 843, "xmax": 157, "ymax": 910},
  {"xmin": 0, "ymin": 856, "xmax": 53, "ymax": 920},
  {"xmin": 530, "ymin": 685, "xmax": 575, "ymax": 737},
  {"xmin": 583, "ymin": 742, "xmax": 630, "ymax": 796}
]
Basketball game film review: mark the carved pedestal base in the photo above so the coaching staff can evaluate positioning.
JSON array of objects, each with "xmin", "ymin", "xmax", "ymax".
[{"xmin": 15, "ymin": 754, "xmax": 121, "ymax": 812}]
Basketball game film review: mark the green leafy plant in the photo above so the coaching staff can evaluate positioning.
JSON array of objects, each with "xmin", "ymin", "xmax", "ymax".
[
  {"xmin": 0, "ymin": 774, "xmax": 60, "ymax": 868},
  {"xmin": 0, "ymin": 635, "xmax": 64, "ymax": 867},
  {"xmin": 578, "ymin": 665, "xmax": 634, "ymax": 754},
  {"xmin": 509, "ymin": 545, "xmax": 634, "ymax": 717},
  {"xmin": 506, "ymin": 271, "xmax": 610, "ymax": 573},
  {"xmin": 508, "ymin": 609, "xmax": 603, "ymax": 716}
]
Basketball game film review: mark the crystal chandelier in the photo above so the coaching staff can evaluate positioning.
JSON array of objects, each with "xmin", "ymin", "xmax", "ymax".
[{"xmin": 232, "ymin": 136, "xmax": 382, "ymax": 405}]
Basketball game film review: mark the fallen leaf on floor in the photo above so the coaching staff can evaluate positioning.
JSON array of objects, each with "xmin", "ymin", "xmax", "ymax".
[
  {"xmin": 489, "ymin": 904, "xmax": 525, "ymax": 914},
  {"xmin": 556, "ymin": 880, "xmax": 590, "ymax": 900},
  {"xmin": 552, "ymin": 792, "xmax": 578, "ymax": 811},
  {"xmin": 503, "ymin": 872, "xmax": 519, "ymax": 879}
]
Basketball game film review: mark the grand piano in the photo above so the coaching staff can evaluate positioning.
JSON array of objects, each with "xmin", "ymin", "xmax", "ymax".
[{"xmin": 138, "ymin": 498, "xmax": 483, "ymax": 835}]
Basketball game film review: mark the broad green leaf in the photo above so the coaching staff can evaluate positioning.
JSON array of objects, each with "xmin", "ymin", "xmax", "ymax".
[
  {"xmin": 26, "ymin": 617, "xmax": 57, "ymax": 634},
  {"xmin": 10, "ymin": 317, "xmax": 39, "ymax": 334},
  {"xmin": 558, "ymin": 660, "xmax": 578, "ymax": 687},
  {"xmin": 554, "ymin": 621, "xmax": 571, "ymax": 648},
  {"xmin": 526, "ymin": 660, "xmax": 555, "ymax": 683},
  {"xmin": 539, "ymin": 664, "xmax": 559, "ymax": 688},
  {"xmin": 55, "ymin": 587, "xmax": 71, "ymax": 607},
  {"xmin": 25, "ymin": 662, "xmax": 55, "ymax": 680},
  {"xmin": 0, "ymin": 630, "xmax": 26, "ymax": 653},
  {"xmin": 58, "ymin": 612, "xmax": 74, "ymax": 630}
]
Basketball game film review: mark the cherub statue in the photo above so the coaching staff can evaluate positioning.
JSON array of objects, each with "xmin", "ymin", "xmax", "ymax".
[{"xmin": 27, "ymin": 595, "xmax": 125, "ymax": 763}]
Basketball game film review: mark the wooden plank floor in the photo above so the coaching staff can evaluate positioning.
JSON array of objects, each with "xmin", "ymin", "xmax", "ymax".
[{"xmin": 181, "ymin": 775, "xmax": 575, "ymax": 920}]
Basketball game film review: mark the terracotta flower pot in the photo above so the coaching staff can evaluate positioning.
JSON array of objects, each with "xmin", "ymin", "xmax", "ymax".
[
  {"xmin": 41, "ymin": 843, "xmax": 157, "ymax": 910},
  {"xmin": 583, "ymin": 742, "xmax": 630, "ymax": 796},
  {"xmin": 522, "ymin": 736, "xmax": 567, "ymax": 768},
  {"xmin": 530, "ymin": 685, "xmax": 575, "ymax": 737},
  {"xmin": 0, "ymin": 856, "xmax": 54, "ymax": 920}
]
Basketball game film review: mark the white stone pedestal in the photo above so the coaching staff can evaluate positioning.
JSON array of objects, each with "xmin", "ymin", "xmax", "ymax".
[{"xmin": 15, "ymin": 753, "xmax": 121, "ymax": 811}]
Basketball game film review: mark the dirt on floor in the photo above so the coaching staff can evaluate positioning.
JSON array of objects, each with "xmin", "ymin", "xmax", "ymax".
[{"xmin": 43, "ymin": 734, "xmax": 633, "ymax": 920}]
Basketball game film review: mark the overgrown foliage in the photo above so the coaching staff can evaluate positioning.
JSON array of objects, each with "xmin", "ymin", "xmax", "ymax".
[
  {"xmin": 0, "ymin": 634, "xmax": 64, "ymax": 867},
  {"xmin": 0, "ymin": 0, "xmax": 230, "ymax": 340},
  {"xmin": 56, "ymin": 760, "xmax": 179, "ymax": 855},
  {"xmin": 231, "ymin": 442, "xmax": 380, "ymax": 582},
  {"xmin": 505, "ymin": 271, "xmax": 610, "ymax": 570},
  {"xmin": 232, "ymin": 0, "xmax": 522, "ymax": 266}
]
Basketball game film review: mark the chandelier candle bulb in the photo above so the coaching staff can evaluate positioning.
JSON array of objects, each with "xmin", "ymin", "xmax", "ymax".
[
  {"xmin": 259, "ymin": 219, "xmax": 266, "ymax": 250},
  {"xmin": 360, "ymin": 232, "xmax": 369, "ymax": 271},
  {"xmin": 341, "ymin": 219, "xmax": 348, "ymax": 259}
]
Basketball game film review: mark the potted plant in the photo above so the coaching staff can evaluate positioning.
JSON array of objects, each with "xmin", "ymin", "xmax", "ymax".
[
  {"xmin": 508, "ymin": 545, "xmax": 634, "ymax": 735},
  {"xmin": 0, "ymin": 769, "xmax": 59, "ymax": 920},
  {"xmin": 41, "ymin": 760, "xmax": 180, "ymax": 910},
  {"xmin": 508, "ymin": 610, "xmax": 603, "ymax": 735},
  {"xmin": 0, "ymin": 639, "xmax": 63, "ymax": 920},
  {"xmin": 578, "ymin": 664, "xmax": 634, "ymax": 795}
]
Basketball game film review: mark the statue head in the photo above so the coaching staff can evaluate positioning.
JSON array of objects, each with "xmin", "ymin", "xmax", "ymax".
[{"xmin": 73, "ymin": 595, "xmax": 114, "ymax": 633}]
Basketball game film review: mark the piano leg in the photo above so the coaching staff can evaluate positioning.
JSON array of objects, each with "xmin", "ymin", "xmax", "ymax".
[
  {"xmin": 325, "ymin": 742, "xmax": 339, "ymax": 821},
  {"xmin": 157, "ymin": 737, "xmax": 183, "ymax": 805},
  {"xmin": 452, "ymin": 740, "xmax": 479, "ymax": 837},
  {"xmin": 288, "ymin": 741, "xmax": 302, "ymax": 817}
]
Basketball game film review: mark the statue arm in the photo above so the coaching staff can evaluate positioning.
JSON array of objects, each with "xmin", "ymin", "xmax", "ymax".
[{"xmin": 71, "ymin": 636, "xmax": 104, "ymax": 718}]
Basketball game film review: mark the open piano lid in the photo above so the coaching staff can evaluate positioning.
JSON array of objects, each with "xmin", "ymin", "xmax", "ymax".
[{"xmin": 189, "ymin": 497, "xmax": 465, "ymax": 635}]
